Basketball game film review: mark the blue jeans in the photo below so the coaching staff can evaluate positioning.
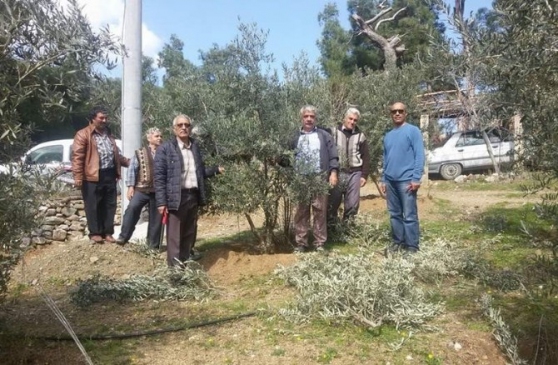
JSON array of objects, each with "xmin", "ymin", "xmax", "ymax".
[{"xmin": 385, "ymin": 180, "xmax": 420, "ymax": 250}]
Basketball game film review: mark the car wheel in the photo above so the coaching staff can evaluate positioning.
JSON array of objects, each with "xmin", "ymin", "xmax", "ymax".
[{"xmin": 440, "ymin": 163, "xmax": 462, "ymax": 180}]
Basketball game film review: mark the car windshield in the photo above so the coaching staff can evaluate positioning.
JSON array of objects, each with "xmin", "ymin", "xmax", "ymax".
[{"xmin": 25, "ymin": 145, "xmax": 63, "ymax": 164}]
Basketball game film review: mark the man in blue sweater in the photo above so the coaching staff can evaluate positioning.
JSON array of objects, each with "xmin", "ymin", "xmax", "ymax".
[{"xmin": 380, "ymin": 102, "xmax": 425, "ymax": 255}]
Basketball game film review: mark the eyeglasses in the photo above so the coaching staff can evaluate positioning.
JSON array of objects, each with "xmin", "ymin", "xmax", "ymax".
[
  {"xmin": 390, "ymin": 109, "xmax": 406, "ymax": 115},
  {"xmin": 175, "ymin": 123, "xmax": 191, "ymax": 128}
]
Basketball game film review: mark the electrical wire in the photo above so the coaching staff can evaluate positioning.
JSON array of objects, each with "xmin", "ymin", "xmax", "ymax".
[{"xmin": 20, "ymin": 311, "xmax": 257, "ymax": 341}]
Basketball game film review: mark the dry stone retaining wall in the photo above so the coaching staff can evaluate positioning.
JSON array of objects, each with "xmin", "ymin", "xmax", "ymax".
[{"xmin": 27, "ymin": 190, "xmax": 122, "ymax": 246}]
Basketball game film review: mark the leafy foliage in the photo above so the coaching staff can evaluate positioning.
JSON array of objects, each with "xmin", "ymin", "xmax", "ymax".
[
  {"xmin": 0, "ymin": 0, "xmax": 119, "ymax": 300},
  {"xmin": 344, "ymin": 65, "xmax": 424, "ymax": 180},
  {"xmin": 486, "ymin": 0, "xmax": 558, "ymax": 172},
  {"xmin": 276, "ymin": 252, "xmax": 443, "ymax": 329},
  {"xmin": 69, "ymin": 264, "xmax": 215, "ymax": 307}
]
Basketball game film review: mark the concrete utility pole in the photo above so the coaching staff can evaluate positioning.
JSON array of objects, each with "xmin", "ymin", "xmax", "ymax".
[{"xmin": 121, "ymin": 0, "xmax": 142, "ymax": 212}]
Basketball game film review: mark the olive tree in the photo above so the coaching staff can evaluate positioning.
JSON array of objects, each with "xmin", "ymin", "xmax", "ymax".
[
  {"xmin": 344, "ymin": 65, "xmax": 424, "ymax": 190},
  {"xmin": 0, "ymin": 0, "xmax": 119, "ymax": 299},
  {"xmin": 149, "ymin": 25, "xmax": 334, "ymax": 252}
]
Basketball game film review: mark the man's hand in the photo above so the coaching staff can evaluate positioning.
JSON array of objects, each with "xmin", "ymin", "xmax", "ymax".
[
  {"xmin": 360, "ymin": 177, "xmax": 367, "ymax": 187},
  {"xmin": 407, "ymin": 182, "xmax": 421, "ymax": 192},
  {"xmin": 218, "ymin": 166, "xmax": 225, "ymax": 174},
  {"xmin": 74, "ymin": 179, "xmax": 83, "ymax": 187},
  {"xmin": 126, "ymin": 186, "xmax": 135, "ymax": 200},
  {"xmin": 329, "ymin": 171, "xmax": 338, "ymax": 187},
  {"xmin": 158, "ymin": 206, "xmax": 168, "ymax": 216},
  {"xmin": 379, "ymin": 182, "xmax": 386, "ymax": 195}
]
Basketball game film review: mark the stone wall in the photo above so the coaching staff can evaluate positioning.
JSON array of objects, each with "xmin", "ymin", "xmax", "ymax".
[{"xmin": 28, "ymin": 190, "xmax": 122, "ymax": 246}]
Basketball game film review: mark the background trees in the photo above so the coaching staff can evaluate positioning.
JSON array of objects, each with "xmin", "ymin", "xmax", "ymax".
[
  {"xmin": 0, "ymin": 0, "xmax": 120, "ymax": 298},
  {"xmin": 2, "ymin": 0, "xmax": 558, "ymax": 296},
  {"xmin": 0, "ymin": 0, "xmax": 119, "ymax": 160}
]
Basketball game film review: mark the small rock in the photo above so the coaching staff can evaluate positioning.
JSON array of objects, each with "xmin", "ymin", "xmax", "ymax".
[
  {"xmin": 44, "ymin": 216, "xmax": 65, "ymax": 225},
  {"xmin": 90, "ymin": 256, "xmax": 99, "ymax": 263},
  {"xmin": 41, "ymin": 225, "xmax": 54, "ymax": 232},
  {"xmin": 32, "ymin": 237, "xmax": 47, "ymax": 245},
  {"xmin": 61, "ymin": 207, "xmax": 77, "ymax": 217},
  {"xmin": 20, "ymin": 237, "xmax": 32, "ymax": 248},
  {"xmin": 52, "ymin": 229, "xmax": 67, "ymax": 241},
  {"xmin": 454, "ymin": 342, "xmax": 462, "ymax": 351}
]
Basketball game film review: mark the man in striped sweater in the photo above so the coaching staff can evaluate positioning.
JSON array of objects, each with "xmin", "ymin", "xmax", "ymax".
[
  {"xmin": 116, "ymin": 128, "xmax": 163, "ymax": 249},
  {"xmin": 328, "ymin": 107, "xmax": 371, "ymax": 226}
]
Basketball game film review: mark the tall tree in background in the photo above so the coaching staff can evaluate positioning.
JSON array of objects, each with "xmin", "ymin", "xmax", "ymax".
[
  {"xmin": 316, "ymin": 4, "xmax": 353, "ymax": 127},
  {"xmin": 317, "ymin": 3, "xmax": 353, "ymax": 78},
  {"xmin": 345, "ymin": 0, "xmax": 445, "ymax": 72}
]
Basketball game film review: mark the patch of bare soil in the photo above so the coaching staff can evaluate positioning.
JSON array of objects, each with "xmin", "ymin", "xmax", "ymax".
[{"xmin": 0, "ymin": 180, "xmax": 525, "ymax": 365}]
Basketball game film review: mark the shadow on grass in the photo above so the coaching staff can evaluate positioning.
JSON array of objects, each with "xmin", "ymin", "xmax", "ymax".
[
  {"xmin": 474, "ymin": 204, "xmax": 549, "ymax": 236},
  {"xmin": 496, "ymin": 295, "xmax": 558, "ymax": 365}
]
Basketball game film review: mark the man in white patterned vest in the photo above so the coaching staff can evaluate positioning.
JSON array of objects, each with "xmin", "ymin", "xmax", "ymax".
[
  {"xmin": 327, "ymin": 107, "xmax": 371, "ymax": 225},
  {"xmin": 117, "ymin": 128, "xmax": 163, "ymax": 249}
]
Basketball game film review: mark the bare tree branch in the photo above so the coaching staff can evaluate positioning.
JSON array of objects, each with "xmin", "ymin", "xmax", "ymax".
[
  {"xmin": 351, "ymin": 6, "xmax": 408, "ymax": 71},
  {"xmin": 365, "ymin": 7, "xmax": 392, "ymax": 26},
  {"xmin": 375, "ymin": 7, "xmax": 407, "ymax": 31}
]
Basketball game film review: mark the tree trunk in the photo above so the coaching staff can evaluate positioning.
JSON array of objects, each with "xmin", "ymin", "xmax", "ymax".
[{"xmin": 482, "ymin": 130, "xmax": 500, "ymax": 175}]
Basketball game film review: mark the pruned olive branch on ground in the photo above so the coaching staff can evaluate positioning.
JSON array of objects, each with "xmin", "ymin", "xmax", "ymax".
[{"xmin": 69, "ymin": 263, "xmax": 215, "ymax": 307}]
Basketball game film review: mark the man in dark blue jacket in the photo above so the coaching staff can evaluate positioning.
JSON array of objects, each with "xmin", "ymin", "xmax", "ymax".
[{"xmin": 154, "ymin": 115, "xmax": 223, "ymax": 266}]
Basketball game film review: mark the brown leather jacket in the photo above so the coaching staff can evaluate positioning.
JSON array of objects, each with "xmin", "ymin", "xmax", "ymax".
[{"xmin": 72, "ymin": 124, "xmax": 129, "ymax": 183}]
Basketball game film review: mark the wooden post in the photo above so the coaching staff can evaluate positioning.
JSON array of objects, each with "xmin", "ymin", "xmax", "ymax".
[{"xmin": 420, "ymin": 114, "xmax": 430, "ymax": 186}]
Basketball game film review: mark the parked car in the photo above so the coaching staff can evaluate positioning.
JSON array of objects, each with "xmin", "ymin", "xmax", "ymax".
[
  {"xmin": 428, "ymin": 127, "xmax": 514, "ymax": 180},
  {"xmin": 0, "ymin": 138, "xmax": 123, "ymax": 186}
]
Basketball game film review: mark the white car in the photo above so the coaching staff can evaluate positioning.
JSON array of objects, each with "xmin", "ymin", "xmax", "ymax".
[
  {"xmin": 0, "ymin": 138, "xmax": 123, "ymax": 183},
  {"xmin": 428, "ymin": 128, "xmax": 514, "ymax": 180}
]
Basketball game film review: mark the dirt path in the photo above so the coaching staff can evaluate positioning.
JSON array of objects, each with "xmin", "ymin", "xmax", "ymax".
[{"xmin": 1, "ymin": 179, "xmax": 533, "ymax": 364}]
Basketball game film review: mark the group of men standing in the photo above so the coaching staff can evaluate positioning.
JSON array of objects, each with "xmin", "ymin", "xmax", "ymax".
[
  {"xmin": 291, "ymin": 102, "xmax": 424, "ymax": 255},
  {"xmin": 72, "ymin": 108, "xmax": 222, "ymax": 267},
  {"xmin": 72, "ymin": 101, "xmax": 424, "ymax": 267}
]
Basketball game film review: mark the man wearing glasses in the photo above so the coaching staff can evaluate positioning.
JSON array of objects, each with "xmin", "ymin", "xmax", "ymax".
[
  {"xmin": 380, "ymin": 102, "xmax": 425, "ymax": 256},
  {"xmin": 154, "ymin": 115, "xmax": 223, "ymax": 266}
]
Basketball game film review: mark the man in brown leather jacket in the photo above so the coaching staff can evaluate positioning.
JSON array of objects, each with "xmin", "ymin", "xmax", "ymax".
[{"xmin": 72, "ymin": 106, "xmax": 129, "ymax": 244}]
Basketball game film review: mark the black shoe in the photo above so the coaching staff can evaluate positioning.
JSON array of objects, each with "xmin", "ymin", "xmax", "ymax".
[
  {"xmin": 189, "ymin": 249, "xmax": 203, "ymax": 261},
  {"xmin": 403, "ymin": 246, "xmax": 419, "ymax": 259},
  {"xmin": 116, "ymin": 236, "xmax": 127, "ymax": 245}
]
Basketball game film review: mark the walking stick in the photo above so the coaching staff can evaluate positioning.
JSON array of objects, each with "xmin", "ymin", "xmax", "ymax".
[{"xmin": 159, "ymin": 210, "xmax": 168, "ymax": 252}]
